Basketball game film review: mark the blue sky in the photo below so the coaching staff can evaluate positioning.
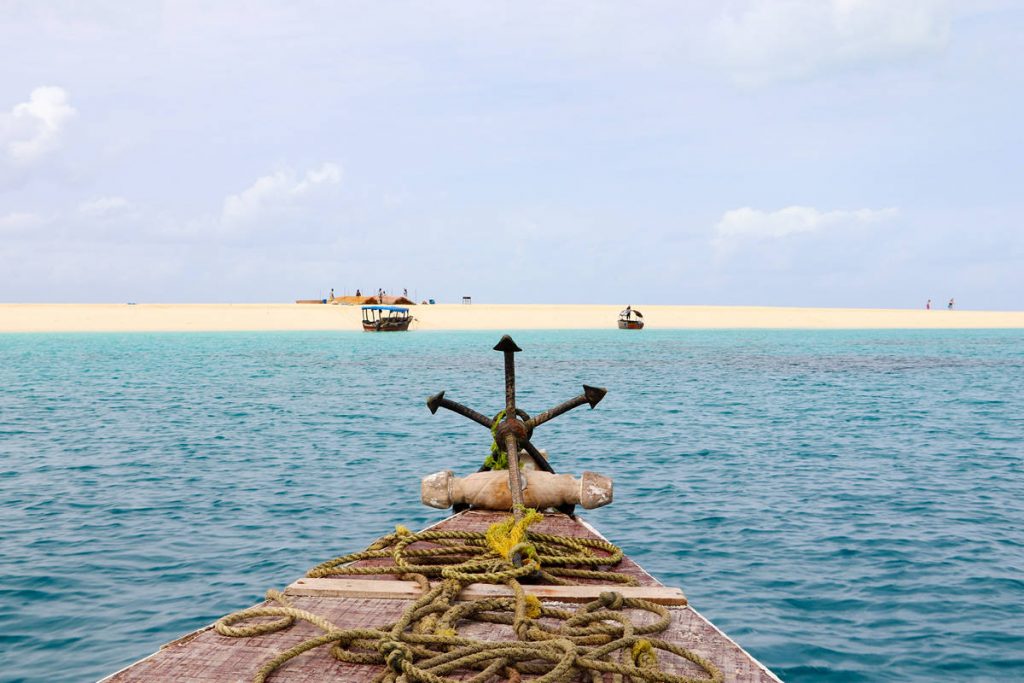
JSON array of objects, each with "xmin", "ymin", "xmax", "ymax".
[{"xmin": 1, "ymin": 1, "xmax": 1021, "ymax": 308}]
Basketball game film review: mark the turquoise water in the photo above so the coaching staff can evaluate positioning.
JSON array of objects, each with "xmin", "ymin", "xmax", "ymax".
[{"xmin": 1, "ymin": 329, "xmax": 1022, "ymax": 682}]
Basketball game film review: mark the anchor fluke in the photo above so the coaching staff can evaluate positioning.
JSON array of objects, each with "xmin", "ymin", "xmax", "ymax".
[
  {"xmin": 525, "ymin": 385, "xmax": 609, "ymax": 430},
  {"xmin": 583, "ymin": 385, "xmax": 607, "ymax": 408},
  {"xmin": 426, "ymin": 391, "xmax": 445, "ymax": 414},
  {"xmin": 493, "ymin": 335, "xmax": 522, "ymax": 353},
  {"xmin": 425, "ymin": 391, "xmax": 493, "ymax": 428}
]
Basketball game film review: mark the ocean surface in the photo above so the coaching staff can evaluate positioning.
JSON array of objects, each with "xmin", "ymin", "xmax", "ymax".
[{"xmin": 1, "ymin": 329, "xmax": 1022, "ymax": 682}]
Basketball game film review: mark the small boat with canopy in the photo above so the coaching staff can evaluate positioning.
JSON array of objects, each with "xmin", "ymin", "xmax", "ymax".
[
  {"xmin": 362, "ymin": 305, "xmax": 413, "ymax": 332},
  {"xmin": 618, "ymin": 306, "xmax": 644, "ymax": 329}
]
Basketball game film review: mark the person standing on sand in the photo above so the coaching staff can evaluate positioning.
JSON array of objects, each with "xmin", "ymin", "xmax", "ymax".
[
  {"xmin": 356, "ymin": 289, "xmax": 361, "ymax": 297},
  {"xmin": 926, "ymin": 299, "xmax": 931, "ymax": 310},
  {"xmin": 948, "ymin": 298, "xmax": 955, "ymax": 310},
  {"xmin": 330, "ymin": 288, "xmax": 334, "ymax": 300}
]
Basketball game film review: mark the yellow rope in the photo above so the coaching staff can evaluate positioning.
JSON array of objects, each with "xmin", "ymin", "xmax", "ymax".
[
  {"xmin": 485, "ymin": 506, "xmax": 542, "ymax": 560},
  {"xmin": 215, "ymin": 511, "xmax": 722, "ymax": 683}
]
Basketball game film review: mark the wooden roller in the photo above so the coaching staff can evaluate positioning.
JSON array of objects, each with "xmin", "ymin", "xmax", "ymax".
[{"xmin": 421, "ymin": 469, "xmax": 613, "ymax": 511}]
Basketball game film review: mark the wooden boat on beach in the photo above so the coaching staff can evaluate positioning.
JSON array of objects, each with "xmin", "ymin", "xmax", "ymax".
[
  {"xmin": 362, "ymin": 305, "xmax": 413, "ymax": 332},
  {"xmin": 102, "ymin": 336, "xmax": 779, "ymax": 683}
]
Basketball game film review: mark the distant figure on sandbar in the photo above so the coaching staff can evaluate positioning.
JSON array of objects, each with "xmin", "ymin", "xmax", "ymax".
[
  {"xmin": 330, "ymin": 288, "xmax": 334, "ymax": 300},
  {"xmin": 926, "ymin": 299, "xmax": 931, "ymax": 310},
  {"xmin": 356, "ymin": 289, "xmax": 361, "ymax": 297},
  {"xmin": 403, "ymin": 288, "xmax": 408, "ymax": 297},
  {"xmin": 948, "ymin": 298, "xmax": 955, "ymax": 310}
]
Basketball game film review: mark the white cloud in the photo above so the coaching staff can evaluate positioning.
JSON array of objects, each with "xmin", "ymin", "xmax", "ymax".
[
  {"xmin": 713, "ymin": 0, "xmax": 951, "ymax": 84},
  {"xmin": 1, "ymin": 86, "xmax": 77, "ymax": 165},
  {"xmin": 0, "ymin": 211, "xmax": 45, "ymax": 235},
  {"xmin": 221, "ymin": 162, "xmax": 342, "ymax": 226},
  {"xmin": 78, "ymin": 196, "xmax": 130, "ymax": 217},
  {"xmin": 713, "ymin": 205, "xmax": 898, "ymax": 247}
]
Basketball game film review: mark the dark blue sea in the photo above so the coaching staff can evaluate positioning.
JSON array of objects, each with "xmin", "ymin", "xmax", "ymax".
[{"xmin": 1, "ymin": 330, "xmax": 1022, "ymax": 682}]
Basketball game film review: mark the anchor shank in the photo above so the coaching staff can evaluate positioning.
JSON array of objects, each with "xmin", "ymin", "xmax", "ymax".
[
  {"xmin": 503, "ymin": 433, "xmax": 525, "ymax": 519},
  {"xmin": 493, "ymin": 335, "xmax": 522, "ymax": 422},
  {"xmin": 502, "ymin": 353, "xmax": 516, "ymax": 419}
]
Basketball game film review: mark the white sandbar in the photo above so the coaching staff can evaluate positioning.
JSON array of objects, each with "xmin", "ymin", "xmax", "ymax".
[{"xmin": 1, "ymin": 303, "xmax": 1022, "ymax": 333}]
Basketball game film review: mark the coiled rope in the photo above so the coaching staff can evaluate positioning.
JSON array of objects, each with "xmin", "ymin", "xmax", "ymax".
[{"xmin": 216, "ymin": 509, "xmax": 722, "ymax": 683}]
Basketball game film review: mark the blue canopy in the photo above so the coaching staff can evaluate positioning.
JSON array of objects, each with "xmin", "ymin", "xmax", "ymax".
[{"xmin": 362, "ymin": 305, "xmax": 409, "ymax": 313}]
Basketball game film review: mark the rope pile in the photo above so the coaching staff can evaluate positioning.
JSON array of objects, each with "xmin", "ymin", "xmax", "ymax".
[{"xmin": 215, "ymin": 509, "xmax": 722, "ymax": 683}]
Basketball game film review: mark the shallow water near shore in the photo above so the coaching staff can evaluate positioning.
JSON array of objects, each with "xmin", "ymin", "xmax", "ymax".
[{"xmin": 1, "ymin": 329, "xmax": 1022, "ymax": 682}]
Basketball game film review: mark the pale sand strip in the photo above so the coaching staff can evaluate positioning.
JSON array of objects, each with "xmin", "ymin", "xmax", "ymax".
[{"xmin": 1, "ymin": 303, "xmax": 1023, "ymax": 333}]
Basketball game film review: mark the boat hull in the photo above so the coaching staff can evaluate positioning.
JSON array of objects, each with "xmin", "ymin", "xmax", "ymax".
[
  {"xmin": 618, "ymin": 320, "xmax": 644, "ymax": 329},
  {"xmin": 362, "ymin": 318, "xmax": 412, "ymax": 331},
  {"xmin": 102, "ymin": 510, "xmax": 779, "ymax": 683}
]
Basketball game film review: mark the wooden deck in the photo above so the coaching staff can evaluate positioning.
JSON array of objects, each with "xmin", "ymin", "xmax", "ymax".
[{"xmin": 103, "ymin": 510, "xmax": 780, "ymax": 682}]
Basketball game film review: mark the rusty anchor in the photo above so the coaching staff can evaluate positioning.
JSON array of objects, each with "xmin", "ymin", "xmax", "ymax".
[{"xmin": 423, "ymin": 334, "xmax": 612, "ymax": 520}]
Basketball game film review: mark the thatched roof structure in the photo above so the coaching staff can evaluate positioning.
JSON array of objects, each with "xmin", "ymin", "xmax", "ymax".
[{"xmin": 333, "ymin": 295, "xmax": 415, "ymax": 306}]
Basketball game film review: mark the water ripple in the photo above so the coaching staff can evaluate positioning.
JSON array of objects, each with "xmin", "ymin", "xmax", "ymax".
[{"xmin": 0, "ymin": 329, "xmax": 1022, "ymax": 682}]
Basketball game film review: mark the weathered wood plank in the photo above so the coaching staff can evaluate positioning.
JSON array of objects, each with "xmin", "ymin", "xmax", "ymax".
[
  {"xmin": 106, "ymin": 597, "xmax": 778, "ymax": 683},
  {"xmin": 285, "ymin": 577, "xmax": 689, "ymax": 605}
]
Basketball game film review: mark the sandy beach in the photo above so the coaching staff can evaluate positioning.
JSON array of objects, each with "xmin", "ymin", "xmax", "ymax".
[{"xmin": 1, "ymin": 303, "xmax": 1022, "ymax": 333}]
